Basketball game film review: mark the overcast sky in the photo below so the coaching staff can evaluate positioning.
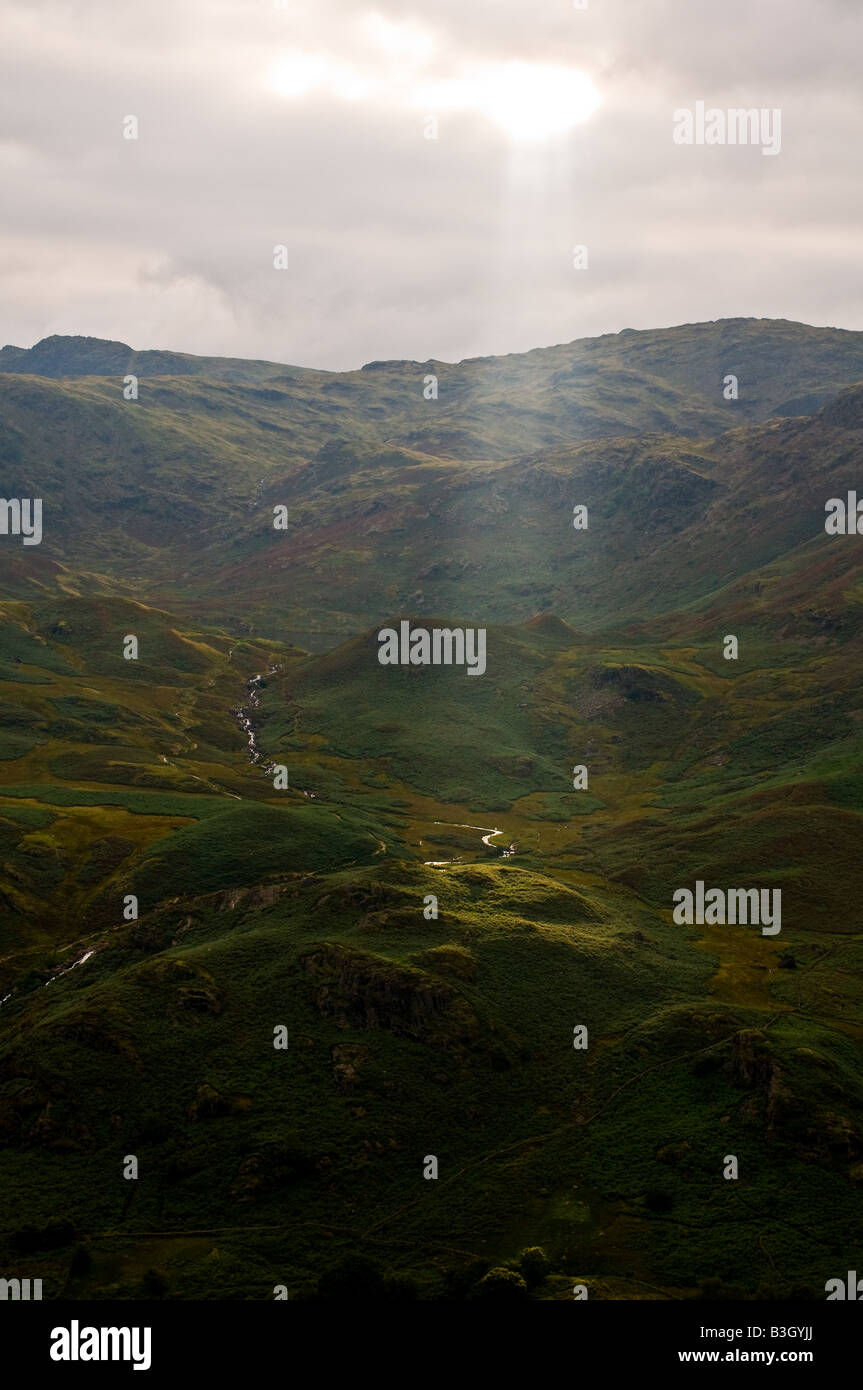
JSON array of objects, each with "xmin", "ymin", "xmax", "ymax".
[{"xmin": 1, "ymin": 0, "xmax": 861, "ymax": 370}]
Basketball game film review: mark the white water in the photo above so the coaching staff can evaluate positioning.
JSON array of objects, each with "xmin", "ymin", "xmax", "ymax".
[
  {"xmin": 1, "ymin": 946, "xmax": 96, "ymax": 1011},
  {"xmin": 44, "ymin": 949, "xmax": 95, "ymax": 986},
  {"xmin": 423, "ymin": 821, "xmax": 515, "ymax": 866},
  {"xmin": 232, "ymin": 665, "xmax": 281, "ymax": 776}
]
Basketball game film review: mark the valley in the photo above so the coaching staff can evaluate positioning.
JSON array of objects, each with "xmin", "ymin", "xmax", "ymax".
[{"xmin": 0, "ymin": 318, "xmax": 862, "ymax": 1300}]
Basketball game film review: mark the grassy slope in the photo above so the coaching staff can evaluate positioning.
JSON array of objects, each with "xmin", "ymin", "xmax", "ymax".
[
  {"xmin": 1, "ymin": 585, "xmax": 861, "ymax": 1299},
  {"xmin": 1, "ymin": 320, "xmax": 862, "ymax": 1299}
]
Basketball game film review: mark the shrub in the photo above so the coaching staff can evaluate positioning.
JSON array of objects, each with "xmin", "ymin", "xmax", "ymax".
[
  {"xmin": 519, "ymin": 1246, "xmax": 551, "ymax": 1288},
  {"xmin": 469, "ymin": 1267, "xmax": 528, "ymax": 1301}
]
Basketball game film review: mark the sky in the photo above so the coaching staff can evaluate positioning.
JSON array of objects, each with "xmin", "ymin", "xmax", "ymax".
[{"xmin": 1, "ymin": 0, "xmax": 862, "ymax": 370}]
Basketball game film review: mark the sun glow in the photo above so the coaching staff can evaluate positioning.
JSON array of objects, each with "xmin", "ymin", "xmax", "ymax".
[
  {"xmin": 419, "ymin": 63, "xmax": 601, "ymax": 140},
  {"xmin": 268, "ymin": 53, "xmax": 370, "ymax": 102},
  {"xmin": 268, "ymin": 47, "xmax": 600, "ymax": 141},
  {"xmin": 363, "ymin": 13, "xmax": 436, "ymax": 64}
]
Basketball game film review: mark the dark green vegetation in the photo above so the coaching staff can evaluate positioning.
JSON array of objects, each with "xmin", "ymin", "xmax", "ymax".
[{"xmin": 0, "ymin": 319, "xmax": 862, "ymax": 1299}]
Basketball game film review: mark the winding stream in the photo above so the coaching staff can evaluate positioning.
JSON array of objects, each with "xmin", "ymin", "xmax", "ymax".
[
  {"xmin": 230, "ymin": 663, "xmax": 319, "ymax": 800},
  {"xmin": 423, "ymin": 821, "xmax": 516, "ymax": 866},
  {"xmin": 232, "ymin": 665, "xmax": 281, "ymax": 776}
]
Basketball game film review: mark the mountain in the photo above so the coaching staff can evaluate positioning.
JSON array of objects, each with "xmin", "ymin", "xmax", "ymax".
[
  {"xmin": 2, "ymin": 319, "xmax": 863, "ymax": 639},
  {"xmin": 6, "ymin": 318, "xmax": 863, "ymax": 418},
  {"xmin": 1, "ymin": 318, "xmax": 862, "ymax": 1301},
  {"xmin": 0, "ymin": 335, "xmax": 309, "ymax": 384}
]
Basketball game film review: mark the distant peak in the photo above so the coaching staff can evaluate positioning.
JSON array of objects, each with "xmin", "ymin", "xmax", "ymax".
[{"xmin": 32, "ymin": 334, "xmax": 133, "ymax": 350}]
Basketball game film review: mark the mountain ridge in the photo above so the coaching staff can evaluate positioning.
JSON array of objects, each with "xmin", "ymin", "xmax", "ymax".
[{"xmin": 4, "ymin": 315, "xmax": 863, "ymax": 383}]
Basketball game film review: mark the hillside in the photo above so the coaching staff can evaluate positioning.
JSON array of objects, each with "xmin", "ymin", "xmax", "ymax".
[
  {"xmin": 2, "ymin": 320, "xmax": 863, "ymax": 639},
  {"xmin": 1, "ymin": 318, "xmax": 862, "ymax": 1300}
]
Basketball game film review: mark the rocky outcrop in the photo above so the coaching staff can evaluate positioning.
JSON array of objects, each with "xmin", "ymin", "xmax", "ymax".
[
  {"xmin": 331, "ymin": 1043, "xmax": 368, "ymax": 1090},
  {"xmin": 725, "ymin": 1028, "xmax": 863, "ymax": 1166},
  {"xmin": 136, "ymin": 957, "xmax": 223, "ymax": 1019},
  {"xmin": 186, "ymin": 1083, "xmax": 250, "ymax": 1120},
  {"xmin": 300, "ymin": 942, "xmax": 509, "ymax": 1062},
  {"xmin": 724, "ymin": 1028, "xmax": 789, "ymax": 1139}
]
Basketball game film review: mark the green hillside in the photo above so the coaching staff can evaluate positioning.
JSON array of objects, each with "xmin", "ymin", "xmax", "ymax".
[{"xmin": 1, "ymin": 318, "xmax": 862, "ymax": 1300}]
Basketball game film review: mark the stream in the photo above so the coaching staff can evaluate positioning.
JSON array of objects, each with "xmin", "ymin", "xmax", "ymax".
[
  {"xmin": 230, "ymin": 664, "xmax": 319, "ymax": 800},
  {"xmin": 423, "ymin": 821, "xmax": 517, "ymax": 866},
  {"xmin": 1, "ymin": 675, "xmax": 502, "ymax": 1013},
  {"xmin": 0, "ymin": 946, "xmax": 96, "ymax": 1012},
  {"xmin": 1, "ymin": 663, "xmax": 285, "ymax": 1015},
  {"xmin": 232, "ymin": 665, "xmax": 281, "ymax": 776}
]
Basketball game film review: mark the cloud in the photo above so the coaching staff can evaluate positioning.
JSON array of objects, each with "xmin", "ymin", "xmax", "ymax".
[{"xmin": 0, "ymin": 0, "xmax": 861, "ymax": 368}]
